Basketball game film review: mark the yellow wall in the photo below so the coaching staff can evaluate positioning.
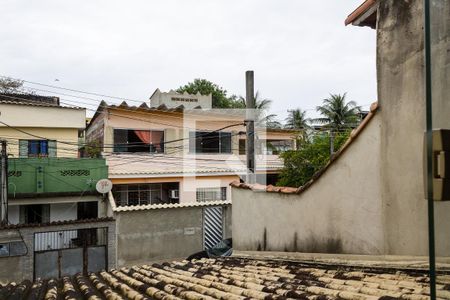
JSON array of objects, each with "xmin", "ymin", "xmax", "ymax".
[{"xmin": 0, "ymin": 127, "xmax": 80, "ymax": 158}]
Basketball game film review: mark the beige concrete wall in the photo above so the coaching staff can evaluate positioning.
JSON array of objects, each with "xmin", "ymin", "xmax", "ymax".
[
  {"xmin": 115, "ymin": 205, "xmax": 231, "ymax": 267},
  {"xmin": 181, "ymin": 175, "xmax": 240, "ymax": 203},
  {"xmin": 232, "ymin": 0, "xmax": 450, "ymax": 257},
  {"xmin": 232, "ymin": 113, "xmax": 384, "ymax": 254},
  {"xmin": 102, "ymin": 108, "xmax": 291, "ymax": 156},
  {"xmin": 0, "ymin": 127, "xmax": 79, "ymax": 157},
  {"xmin": 150, "ymin": 89, "xmax": 213, "ymax": 109},
  {"xmin": 0, "ymin": 104, "xmax": 85, "ymax": 129},
  {"xmin": 378, "ymin": 0, "xmax": 450, "ymax": 256}
]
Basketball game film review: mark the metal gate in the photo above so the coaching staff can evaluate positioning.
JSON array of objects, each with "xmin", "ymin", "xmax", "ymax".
[
  {"xmin": 203, "ymin": 206, "xmax": 223, "ymax": 250},
  {"xmin": 34, "ymin": 227, "xmax": 107, "ymax": 279}
]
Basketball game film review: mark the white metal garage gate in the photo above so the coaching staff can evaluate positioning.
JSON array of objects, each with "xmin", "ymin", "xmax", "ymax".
[{"xmin": 203, "ymin": 206, "xmax": 224, "ymax": 250}]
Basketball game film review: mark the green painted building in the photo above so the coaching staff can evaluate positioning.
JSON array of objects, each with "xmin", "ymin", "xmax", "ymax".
[{"xmin": 8, "ymin": 158, "xmax": 108, "ymax": 196}]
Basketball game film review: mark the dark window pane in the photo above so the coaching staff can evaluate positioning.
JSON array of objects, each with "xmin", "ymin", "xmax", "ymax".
[
  {"xmin": 0, "ymin": 244, "xmax": 9, "ymax": 257},
  {"xmin": 28, "ymin": 141, "xmax": 39, "ymax": 157},
  {"xmin": 114, "ymin": 129, "xmax": 164, "ymax": 153},
  {"xmin": 9, "ymin": 241, "xmax": 27, "ymax": 256},
  {"xmin": 113, "ymin": 129, "xmax": 127, "ymax": 152},
  {"xmin": 151, "ymin": 131, "xmax": 165, "ymax": 153},
  {"xmin": 139, "ymin": 191, "xmax": 149, "ymax": 205},
  {"xmin": 128, "ymin": 192, "xmax": 139, "ymax": 205},
  {"xmin": 239, "ymin": 139, "xmax": 246, "ymax": 155},
  {"xmin": 220, "ymin": 132, "xmax": 232, "ymax": 153}
]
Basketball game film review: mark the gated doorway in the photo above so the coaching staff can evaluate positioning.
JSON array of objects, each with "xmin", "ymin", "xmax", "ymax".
[
  {"xmin": 34, "ymin": 227, "xmax": 108, "ymax": 279},
  {"xmin": 203, "ymin": 206, "xmax": 223, "ymax": 250}
]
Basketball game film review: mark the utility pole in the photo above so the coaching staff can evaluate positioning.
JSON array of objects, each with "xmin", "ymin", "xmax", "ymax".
[
  {"xmin": 0, "ymin": 140, "xmax": 8, "ymax": 225},
  {"xmin": 329, "ymin": 130, "xmax": 334, "ymax": 156},
  {"xmin": 245, "ymin": 71, "xmax": 256, "ymax": 184}
]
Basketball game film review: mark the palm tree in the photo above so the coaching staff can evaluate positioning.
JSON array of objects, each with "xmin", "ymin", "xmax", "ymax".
[
  {"xmin": 239, "ymin": 92, "xmax": 281, "ymax": 128},
  {"xmin": 314, "ymin": 93, "xmax": 361, "ymax": 154},
  {"xmin": 285, "ymin": 109, "xmax": 310, "ymax": 130},
  {"xmin": 314, "ymin": 93, "xmax": 361, "ymax": 130}
]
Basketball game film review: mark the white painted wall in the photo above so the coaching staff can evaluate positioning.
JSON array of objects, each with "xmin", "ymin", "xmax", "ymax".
[
  {"xmin": 232, "ymin": 114, "xmax": 384, "ymax": 254},
  {"xmin": 50, "ymin": 203, "xmax": 77, "ymax": 222},
  {"xmin": 7, "ymin": 205, "xmax": 20, "ymax": 224}
]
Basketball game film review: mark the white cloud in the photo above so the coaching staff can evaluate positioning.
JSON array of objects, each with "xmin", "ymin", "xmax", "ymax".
[{"xmin": 0, "ymin": 0, "xmax": 376, "ymax": 120}]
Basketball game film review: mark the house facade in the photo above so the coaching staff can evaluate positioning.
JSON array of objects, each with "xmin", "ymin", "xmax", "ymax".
[
  {"xmin": 86, "ymin": 91, "xmax": 297, "ymax": 207},
  {"xmin": 0, "ymin": 96, "xmax": 109, "ymax": 225}
]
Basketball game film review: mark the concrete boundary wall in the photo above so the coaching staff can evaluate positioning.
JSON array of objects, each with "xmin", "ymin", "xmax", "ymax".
[
  {"xmin": 0, "ymin": 219, "xmax": 115, "ymax": 283},
  {"xmin": 114, "ymin": 204, "xmax": 232, "ymax": 267},
  {"xmin": 232, "ymin": 113, "xmax": 383, "ymax": 255}
]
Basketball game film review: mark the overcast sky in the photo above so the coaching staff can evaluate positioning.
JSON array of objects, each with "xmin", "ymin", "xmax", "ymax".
[{"xmin": 1, "ymin": 0, "xmax": 376, "ymax": 121}]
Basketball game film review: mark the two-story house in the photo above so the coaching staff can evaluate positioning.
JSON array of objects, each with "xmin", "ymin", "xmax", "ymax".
[
  {"xmin": 0, "ymin": 94, "xmax": 109, "ymax": 224},
  {"xmin": 86, "ymin": 90, "xmax": 298, "ymax": 207}
]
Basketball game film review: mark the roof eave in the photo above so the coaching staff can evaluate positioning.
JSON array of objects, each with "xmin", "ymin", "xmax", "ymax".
[{"xmin": 345, "ymin": 0, "xmax": 377, "ymax": 29}]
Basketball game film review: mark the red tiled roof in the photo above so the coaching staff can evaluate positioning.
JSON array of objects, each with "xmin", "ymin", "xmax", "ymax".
[
  {"xmin": 1, "ymin": 257, "xmax": 445, "ymax": 299},
  {"xmin": 345, "ymin": 0, "xmax": 377, "ymax": 27},
  {"xmin": 231, "ymin": 102, "xmax": 379, "ymax": 194}
]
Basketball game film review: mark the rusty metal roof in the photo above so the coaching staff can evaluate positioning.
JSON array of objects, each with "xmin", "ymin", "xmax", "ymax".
[{"xmin": 0, "ymin": 257, "xmax": 446, "ymax": 299}]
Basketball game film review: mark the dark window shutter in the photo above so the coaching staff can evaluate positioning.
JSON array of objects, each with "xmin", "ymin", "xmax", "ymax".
[
  {"xmin": 19, "ymin": 140, "xmax": 28, "ymax": 158},
  {"xmin": 48, "ymin": 140, "xmax": 57, "ymax": 157}
]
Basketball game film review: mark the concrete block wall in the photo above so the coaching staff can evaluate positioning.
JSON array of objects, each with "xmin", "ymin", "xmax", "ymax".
[
  {"xmin": 114, "ymin": 205, "xmax": 232, "ymax": 267},
  {"xmin": 0, "ymin": 220, "xmax": 115, "ymax": 283}
]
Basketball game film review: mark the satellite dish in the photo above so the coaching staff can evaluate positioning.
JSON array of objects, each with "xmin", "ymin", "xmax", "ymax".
[{"xmin": 96, "ymin": 179, "xmax": 113, "ymax": 194}]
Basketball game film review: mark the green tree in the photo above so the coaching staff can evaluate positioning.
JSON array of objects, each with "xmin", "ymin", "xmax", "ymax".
[
  {"xmin": 238, "ymin": 92, "xmax": 281, "ymax": 128},
  {"xmin": 314, "ymin": 93, "xmax": 361, "ymax": 130},
  {"xmin": 0, "ymin": 78, "xmax": 25, "ymax": 93},
  {"xmin": 277, "ymin": 130, "xmax": 350, "ymax": 187},
  {"xmin": 176, "ymin": 79, "xmax": 242, "ymax": 108},
  {"xmin": 284, "ymin": 108, "xmax": 311, "ymax": 146},
  {"xmin": 285, "ymin": 109, "xmax": 310, "ymax": 130}
]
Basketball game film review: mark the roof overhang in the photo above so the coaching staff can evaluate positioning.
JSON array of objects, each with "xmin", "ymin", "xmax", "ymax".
[{"xmin": 345, "ymin": 0, "xmax": 378, "ymax": 29}]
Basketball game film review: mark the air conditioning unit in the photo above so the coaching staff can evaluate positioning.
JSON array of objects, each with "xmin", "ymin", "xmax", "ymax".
[{"xmin": 170, "ymin": 190, "xmax": 179, "ymax": 199}]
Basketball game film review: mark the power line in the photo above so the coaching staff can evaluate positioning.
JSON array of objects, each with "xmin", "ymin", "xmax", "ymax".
[{"xmin": 1, "ymin": 75, "xmax": 143, "ymax": 103}]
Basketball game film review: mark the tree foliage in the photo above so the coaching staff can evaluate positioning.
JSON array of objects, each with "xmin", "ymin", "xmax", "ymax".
[
  {"xmin": 176, "ymin": 79, "xmax": 242, "ymax": 108},
  {"xmin": 285, "ymin": 109, "xmax": 310, "ymax": 130},
  {"xmin": 237, "ymin": 92, "xmax": 281, "ymax": 128},
  {"xmin": 276, "ymin": 131, "xmax": 350, "ymax": 187},
  {"xmin": 314, "ymin": 93, "xmax": 361, "ymax": 130},
  {"xmin": 0, "ymin": 78, "xmax": 25, "ymax": 93}
]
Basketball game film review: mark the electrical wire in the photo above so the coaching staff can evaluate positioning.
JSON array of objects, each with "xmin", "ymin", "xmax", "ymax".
[{"xmin": 0, "ymin": 75, "xmax": 143, "ymax": 103}]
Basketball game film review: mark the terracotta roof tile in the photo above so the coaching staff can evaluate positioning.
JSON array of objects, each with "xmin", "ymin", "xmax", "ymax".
[
  {"xmin": 345, "ymin": 0, "xmax": 377, "ymax": 27},
  {"xmin": 231, "ymin": 102, "xmax": 379, "ymax": 194},
  {"xmin": 0, "ymin": 257, "xmax": 444, "ymax": 299}
]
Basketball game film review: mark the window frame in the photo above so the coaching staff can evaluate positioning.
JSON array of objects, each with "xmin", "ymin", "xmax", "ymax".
[
  {"xmin": 196, "ymin": 187, "xmax": 227, "ymax": 202},
  {"xmin": 19, "ymin": 139, "xmax": 57, "ymax": 158},
  {"xmin": 189, "ymin": 131, "xmax": 232, "ymax": 154},
  {"xmin": 112, "ymin": 128, "xmax": 166, "ymax": 154}
]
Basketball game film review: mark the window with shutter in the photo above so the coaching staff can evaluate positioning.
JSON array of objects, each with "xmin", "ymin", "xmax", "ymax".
[
  {"xmin": 19, "ymin": 140, "xmax": 28, "ymax": 158},
  {"xmin": 48, "ymin": 140, "xmax": 57, "ymax": 157}
]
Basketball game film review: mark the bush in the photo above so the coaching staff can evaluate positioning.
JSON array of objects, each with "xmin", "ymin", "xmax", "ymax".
[{"xmin": 276, "ymin": 131, "xmax": 350, "ymax": 187}]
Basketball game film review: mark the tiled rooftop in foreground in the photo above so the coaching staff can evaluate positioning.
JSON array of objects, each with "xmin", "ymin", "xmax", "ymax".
[{"xmin": 2, "ymin": 257, "xmax": 450, "ymax": 300}]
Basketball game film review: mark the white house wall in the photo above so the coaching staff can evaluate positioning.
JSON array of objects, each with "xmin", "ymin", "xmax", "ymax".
[{"xmin": 232, "ymin": 113, "xmax": 384, "ymax": 254}]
